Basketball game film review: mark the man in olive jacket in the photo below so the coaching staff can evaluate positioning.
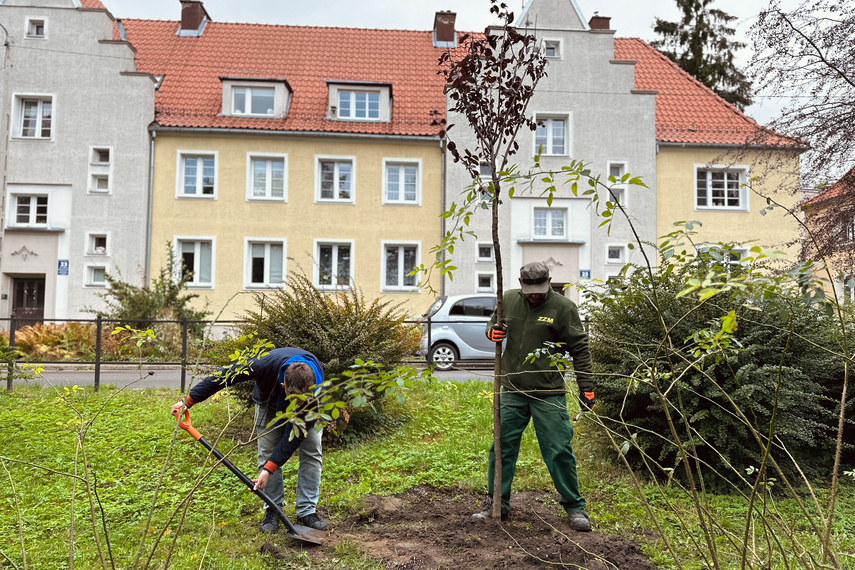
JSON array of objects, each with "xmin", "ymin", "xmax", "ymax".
[{"xmin": 472, "ymin": 261, "xmax": 594, "ymax": 532}]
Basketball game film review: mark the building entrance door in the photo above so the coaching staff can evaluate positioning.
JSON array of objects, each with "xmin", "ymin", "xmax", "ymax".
[{"xmin": 13, "ymin": 277, "xmax": 45, "ymax": 330}]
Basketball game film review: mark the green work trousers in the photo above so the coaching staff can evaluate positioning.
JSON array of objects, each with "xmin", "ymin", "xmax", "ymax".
[{"xmin": 487, "ymin": 390, "xmax": 585, "ymax": 514}]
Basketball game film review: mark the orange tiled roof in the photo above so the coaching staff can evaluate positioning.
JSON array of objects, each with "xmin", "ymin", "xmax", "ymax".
[
  {"xmin": 614, "ymin": 37, "xmax": 793, "ymax": 146},
  {"xmin": 80, "ymin": 0, "xmax": 107, "ymax": 9},
  {"xmin": 806, "ymin": 166, "xmax": 855, "ymax": 205},
  {"xmin": 121, "ymin": 20, "xmax": 447, "ymax": 137}
]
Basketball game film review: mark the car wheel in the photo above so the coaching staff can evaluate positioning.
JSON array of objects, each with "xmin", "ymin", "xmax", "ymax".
[{"xmin": 428, "ymin": 342, "xmax": 458, "ymax": 371}]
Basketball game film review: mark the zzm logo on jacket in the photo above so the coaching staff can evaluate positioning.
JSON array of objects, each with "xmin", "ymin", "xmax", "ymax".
[{"xmin": 537, "ymin": 316, "xmax": 554, "ymax": 324}]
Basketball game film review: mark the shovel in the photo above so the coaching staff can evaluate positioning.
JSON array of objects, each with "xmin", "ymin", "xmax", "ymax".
[{"xmin": 172, "ymin": 407, "xmax": 325, "ymax": 546}]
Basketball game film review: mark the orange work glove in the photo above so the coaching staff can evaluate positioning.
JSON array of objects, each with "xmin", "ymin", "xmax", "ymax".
[{"xmin": 486, "ymin": 324, "xmax": 507, "ymax": 342}]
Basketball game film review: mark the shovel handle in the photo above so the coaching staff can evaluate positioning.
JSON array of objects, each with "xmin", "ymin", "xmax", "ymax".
[
  {"xmin": 172, "ymin": 407, "xmax": 203, "ymax": 441},
  {"xmin": 171, "ymin": 408, "xmax": 303, "ymax": 537}
]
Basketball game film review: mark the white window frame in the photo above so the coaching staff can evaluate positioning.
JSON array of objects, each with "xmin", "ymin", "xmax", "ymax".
[
  {"xmin": 313, "ymin": 239, "xmax": 354, "ymax": 291},
  {"xmin": 246, "ymin": 153, "xmax": 288, "ymax": 201},
  {"xmin": 88, "ymin": 145, "xmax": 113, "ymax": 194},
  {"xmin": 231, "ymin": 86, "xmax": 275, "ymax": 117},
  {"xmin": 243, "ymin": 238, "xmax": 286, "ymax": 289},
  {"xmin": 338, "ymin": 90, "xmax": 380, "ymax": 120},
  {"xmin": 476, "ymin": 272, "xmax": 496, "ymax": 293},
  {"xmin": 542, "ymin": 38, "xmax": 562, "ymax": 58},
  {"xmin": 532, "ymin": 207, "xmax": 567, "ymax": 239},
  {"xmin": 85, "ymin": 264, "xmax": 108, "ymax": 288},
  {"xmin": 382, "ymin": 158, "xmax": 422, "ymax": 205},
  {"xmin": 13, "ymin": 94, "xmax": 53, "ymax": 140},
  {"xmin": 694, "ymin": 165, "xmax": 749, "ymax": 211},
  {"xmin": 696, "ymin": 245, "xmax": 749, "ymax": 273},
  {"xmin": 176, "ymin": 150, "xmax": 218, "ymax": 199},
  {"xmin": 606, "ymin": 244, "xmax": 627, "ymax": 265},
  {"xmin": 380, "ymin": 240, "xmax": 420, "ymax": 292},
  {"xmin": 606, "ymin": 160, "xmax": 628, "ymax": 206},
  {"xmin": 25, "ymin": 17, "xmax": 46, "ymax": 39},
  {"xmin": 315, "ymin": 155, "xmax": 356, "ymax": 204},
  {"xmin": 534, "ymin": 113, "xmax": 570, "ymax": 157},
  {"xmin": 477, "ymin": 242, "xmax": 494, "ymax": 262},
  {"xmin": 85, "ymin": 231, "xmax": 109, "ymax": 256},
  {"xmin": 174, "ymin": 236, "xmax": 216, "ymax": 288},
  {"xmin": 12, "ymin": 194, "xmax": 49, "ymax": 227}
]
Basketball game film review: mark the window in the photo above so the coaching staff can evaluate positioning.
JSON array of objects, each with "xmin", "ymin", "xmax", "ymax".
[
  {"xmin": 87, "ymin": 233, "xmax": 108, "ymax": 255},
  {"xmin": 843, "ymin": 215, "xmax": 855, "ymax": 245},
  {"xmin": 477, "ymin": 243, "xmax": 494, "ymax": 261},
  {"xmin": 87, "ymin": 266, "xmax": 107, "ymax": 287},
  {"xmin": 697, "ymin": 245, "xmax": 747, "ymax": 274},
  {"xmin": 477, "ymin": 273, "xmax": 495, "ymax": 293},
  {"xmin": 843, "ymin": 274, "xmax": 855, "ymax": 303},
  {"xmin": 88, "ymin": 146, "xmax": 113, "ymax": 194},
  {"xmin": 316, "ymin": 158, "xmax": 354, "ymax": 203},
  {"xmin": 176, "ymin": 239, "xmax": 214, "ymax": 287},
  {"xmin": 26, "ymin": 18, "xmax": 46, "ymax": 38},
  {"xmin": 383, "ymin": 160, "xmax": 420, "ymax": 204},
  {"xmin": 695, "ymin": 167, "xmax": 747, "ymax": 209},
  {"xmin": 15, "ymin": 195, "xmax": 48, "ymax": 226},
  {"xmin": 607, "ymin": 161, "xmax": 627, "ymax": 204},
  {"xmin": 247, "ymin": 154, "xmax": 286, "ymax": 200},
  {"xmin": 543, "ymin": 39, "xmax": 561, "ymax": 58},
  {"xmin": 246, "ymin": 240, "xmax": 285, "ymax": 288},
  {"xmin": 17, "ymin": 97, "xmax": 52, "ymax": 139},
  {"xmin": 232, "ymin": 86, "xmax": 275, "ymax": 116},
  {"xmin": 535, "ymin": 116, "xmax": 567, "ymax": 156},
  {"xmin": 178, "ymin": 152, "xmax": 217, "ymax": 197},
  {"xmin": 607, "ymin": 245, "xmax": 626, "ymax": 264},
  {"xmin": 533, "ymin": 207, "xmax": 566, "ymax": 238},
  {"xmin": 383, "ymin": 243, "xmax": 418, "ymax": 291},
  {"xmin": 338, "ymin": 90, "xmax": 380, "ymax": 120},
  {"xmin": 448, "ymin": 296, "xmax": 496, "ymax": 317},
  {"xmin": 315, "ymin": 241, "xmax": 353, "ymax": 289}
]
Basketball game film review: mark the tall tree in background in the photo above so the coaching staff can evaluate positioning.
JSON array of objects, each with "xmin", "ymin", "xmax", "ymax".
[{"xmin": 652, "ymin": 0, "xmax": 753, "ymax": 109}]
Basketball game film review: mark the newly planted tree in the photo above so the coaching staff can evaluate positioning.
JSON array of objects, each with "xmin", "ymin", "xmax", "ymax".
[{"xmin": 436, "ymin": 0, "xmax": 547, "ymax": 519}]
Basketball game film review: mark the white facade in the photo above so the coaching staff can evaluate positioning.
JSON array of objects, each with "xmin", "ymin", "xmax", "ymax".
[
  {"xmin": 0, "ymin": 0, "xmax": 155, "ymax": 325},
  {"xmin": 443, "ymin": 0, "xmax": 656, "ymax": 302}
]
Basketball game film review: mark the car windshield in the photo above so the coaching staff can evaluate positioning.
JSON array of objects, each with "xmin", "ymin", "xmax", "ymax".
[
  {"xmin": 448, "ymin": 297, "xmax": 496, "ymax": 317},
  {"xmin": 423, "ymin": 298, "xmax": 445, "ymax": 318}
]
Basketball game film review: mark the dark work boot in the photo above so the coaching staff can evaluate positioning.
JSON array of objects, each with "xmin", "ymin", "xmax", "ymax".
[
  {"xmin": 298, "ymin": 512, "xmax": 328, "ymax": 530},
  {"xmin": 567, "ymin": 510, "xmax": 591, "ymax": 532},
  {"xmin": 259, "ymin": 509, "xmax": 279, "ymax": 533},
  {"xmin": 471, "ymin": 497, "xmax": 508, "ymax": 521}
]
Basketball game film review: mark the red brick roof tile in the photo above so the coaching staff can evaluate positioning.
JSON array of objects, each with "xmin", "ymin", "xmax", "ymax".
[
  {"xmin": 121, "ymin": 20, "xmax": 447, "ymax": 137},
  {"xmin": 80, "ymin": 0, "xmax": 107, "ymax": 9},
  {"xmin": 614, "ymin": 37, "xmax": 793, "ymax": 146},
  {"xmin": 806, "ymin": 166, "xmax": 855, "ymax": 205}
]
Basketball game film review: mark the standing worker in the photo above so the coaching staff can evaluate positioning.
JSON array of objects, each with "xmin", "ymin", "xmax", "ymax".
[
  {"xmin": 472, "ymin": 261, "xmax": 595, "ymax": 532},
  {"xmin": 171, "ymin": 347, "xmax": 328, "ymax": 533}
]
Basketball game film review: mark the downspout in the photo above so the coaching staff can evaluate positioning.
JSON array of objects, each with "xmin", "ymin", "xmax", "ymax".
[
  {"xmin": 0, "ymin": 25, "xmax": 10, "ymax": 321},
  {"xmin": 145, "ymin": 129, "xmax": 155, "ymax": 283},
  {"xmin": 439, "ymin": 137, "xmax": 446, "ymax": 297}
]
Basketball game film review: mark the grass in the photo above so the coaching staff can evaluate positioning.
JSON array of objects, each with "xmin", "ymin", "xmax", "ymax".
[{"xmin": 0, "ymin": 378, "xmax": 853, "ymax": 569}]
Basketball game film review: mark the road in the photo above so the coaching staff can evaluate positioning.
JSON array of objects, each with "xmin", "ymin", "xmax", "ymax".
[{"xmin": 9, "ymin": 364, "xmax": 494, "ymax": 391}]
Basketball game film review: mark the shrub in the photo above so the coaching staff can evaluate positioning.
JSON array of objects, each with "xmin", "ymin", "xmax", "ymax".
[
  {"xmin": 13, "ymin": 322, "xmax": 96, "ymax": 361},
  {"xmin": 87, "ymin": 242, "xmax": 211, "ymax": 359},
  {"xmin": 585, "ymin": 257, "xmax": 851, "ymax": 487}
]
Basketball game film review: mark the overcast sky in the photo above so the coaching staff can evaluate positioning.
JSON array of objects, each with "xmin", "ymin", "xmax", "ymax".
[{"xmin": 100, "ymin": 0, "xmax": 798, "ymax": 125}]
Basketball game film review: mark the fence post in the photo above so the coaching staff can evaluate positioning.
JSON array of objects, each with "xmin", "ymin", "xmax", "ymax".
[
  {"xmin": 94, "ymin": 315, "xmax": 102, "ymax": 392},
  {"xmin": 426, "ymin": 315, "xmax": 433, "ymax": 365},
  {"xmin": 6, "ymin": 312, "xmax": 15, "ymax": 392},
  {"xmin": 180, "ymin": 317, "xmax": 188, "ymax": 393}
]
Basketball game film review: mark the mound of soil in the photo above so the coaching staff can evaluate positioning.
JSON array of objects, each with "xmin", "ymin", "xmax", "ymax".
[{"xmin": 273, "ymin": 486, "xmax": 659, "ymax": 569}]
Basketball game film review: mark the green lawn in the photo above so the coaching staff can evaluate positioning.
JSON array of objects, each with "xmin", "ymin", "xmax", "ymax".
[{"xmin": 1, "ymin": 380, "xmax": 852, "ymax": 569}]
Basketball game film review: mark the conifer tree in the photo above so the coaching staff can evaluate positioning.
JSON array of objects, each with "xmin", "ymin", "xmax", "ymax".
[{"xmin": 652, "ymin": 0, "xmax": 753, "ymax": 110}]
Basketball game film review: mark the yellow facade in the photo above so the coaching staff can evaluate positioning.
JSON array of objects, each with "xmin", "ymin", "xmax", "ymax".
[
  {"xmin": 149, "ymin": 132, "xmax": 442, "ymax": 320},
  {"xmin": 656, "ymin": 146, "xmax": 802, "ymax": 261}
]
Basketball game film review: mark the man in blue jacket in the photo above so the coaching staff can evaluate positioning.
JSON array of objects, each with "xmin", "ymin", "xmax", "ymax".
[{"xmin": 171, "ymin": 347, "xmax": 327, "ymax": 533}]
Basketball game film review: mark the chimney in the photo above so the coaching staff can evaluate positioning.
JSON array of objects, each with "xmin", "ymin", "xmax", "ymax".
[
  {"xmin": 433, "ymin": 11, "xmax": 457, "ymax": 48},
  {"xmin": 589, "ymin": 13, "xmax": 611, "ymax": 30},
  {"xmin": 179, "ymin": 0, "xmax": 209, "ymax": 36}
]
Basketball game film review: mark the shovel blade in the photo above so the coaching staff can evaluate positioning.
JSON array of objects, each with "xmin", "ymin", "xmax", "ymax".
[{"xmin": 285, "ymin": 524, "xmax": 325, "ymax": 545}]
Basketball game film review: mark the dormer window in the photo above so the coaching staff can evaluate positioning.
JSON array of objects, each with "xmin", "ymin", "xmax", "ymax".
[
  {"xmin": 220, "ymin": 77, "xmax": 291, "ymax": 119},
  {"xmin": 327, "ymin": 82, "xmax": 391, "ymax": 122},
  {"xmin": 233, "ymin": 87, "xmax": 275, "ymax": 116}
]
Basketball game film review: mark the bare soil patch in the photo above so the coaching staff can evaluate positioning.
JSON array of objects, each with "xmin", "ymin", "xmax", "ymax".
[{"xmin": 268, "ymin": 486, "xmax": 659, "ymax": 569}]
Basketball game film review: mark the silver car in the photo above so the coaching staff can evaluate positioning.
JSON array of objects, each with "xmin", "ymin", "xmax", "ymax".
[{"xmin": 419, "ymin": 293, "xmax": 498, "ymax": 370}]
